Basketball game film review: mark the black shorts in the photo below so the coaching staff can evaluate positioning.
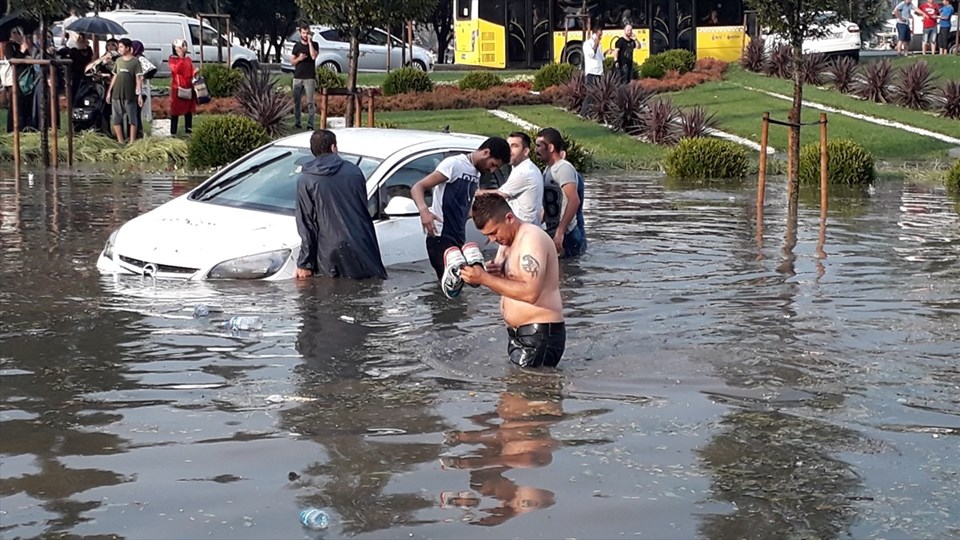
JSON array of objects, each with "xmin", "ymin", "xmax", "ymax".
[
  {"xmin": 426, "ymin": 235, "xmax": 460, "ymax": 279},
  {"xmin": 940, "ymin": 27, "xmax": 952, "ymax": 50},
  {"xmin": 507, "ymin": 322, "xmax": 566, "ymax": 368}
]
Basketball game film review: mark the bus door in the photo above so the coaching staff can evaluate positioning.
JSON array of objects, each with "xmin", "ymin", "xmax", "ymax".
[
  {"xmin": 506, "ymin": 0, "xmax": 553, "ymax": 67},
  {"xmin": 650, "ymin": 0, "xmax": 696, "ymax": 54}
]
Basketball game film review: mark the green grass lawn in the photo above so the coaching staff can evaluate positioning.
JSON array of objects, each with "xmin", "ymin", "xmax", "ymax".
[
  {"xmin": 377, "ymin": 108, "xmax": 518, "ymax": 137},
  {"xmin": 504, "ymin": 105, "xmax": 667, "ymax": 169},
  {"xmin": 867, "ymin": 54, "xmax": 960, "ymax": 81},
  {"xmin": 668, "ymin": 77, "xmax": 955, "ymax": 161},
  {"xmin": 725, "ymin": 67, "xmax": 960, "ymax": 136}
]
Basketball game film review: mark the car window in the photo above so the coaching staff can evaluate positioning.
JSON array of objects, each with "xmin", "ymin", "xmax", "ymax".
[
  {"xmin": 320, "ymin": 29, "xmax": 343, "ymax": 42},
  {"xmin": 370, "ymin": 152, "xmax": 447, "ymax": 217},
  {"xmin": 363, "ymin": 29, "xmax": 388, "ymax": 46},
  {"xmin": 191, "ymin": 146, "xmax": 382, "ymax": 214}
]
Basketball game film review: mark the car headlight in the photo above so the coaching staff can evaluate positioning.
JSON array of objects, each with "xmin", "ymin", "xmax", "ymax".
[
  {"xmin": 207, "ymin": 249, "xmax": 290, "ymax": 279},
  {"xmin": 103, "ymin": 230, "xmax": 118, "ymax": 259}
]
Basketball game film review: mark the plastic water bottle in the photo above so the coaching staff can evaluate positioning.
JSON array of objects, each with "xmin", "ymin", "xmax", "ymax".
[
  {"xmin": 193, "ymin": 304, "xmax": 210, "ymax": 318},
  {"xmin": 224, "ymin": 316, "xmax": 263, "ymax": 331},
  {"xmin": 299, "ymin": 508, "xmax": 329, "ymax": 530}
]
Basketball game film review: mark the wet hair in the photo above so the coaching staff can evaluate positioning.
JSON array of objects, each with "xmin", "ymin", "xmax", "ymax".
[
  {"xmin": 472, "ymin": 193, "xmax": 512, "ymax": 229},
  {"xmin": 478, "ymin": 136, "xmax": 510, "ymax": 164},
  {"xmin": 119, "ymin": 38, "xmax": 133, "ymax": 49},
  {"xmin": 508, "ymin": 131, "xmax": 531, "ymax": 149},
  {"xmin": 537, "ymin": 127, "xmax": 565, "ymax": 154},
  {"xmin": 310, "ymin": 129, "xmax": 337, "ymax": 156}
]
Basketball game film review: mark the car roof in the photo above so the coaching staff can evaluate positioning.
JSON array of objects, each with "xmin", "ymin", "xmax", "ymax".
[{"xmin": 274, "ymin": 128, "xmax": 488, "ymax": 160}]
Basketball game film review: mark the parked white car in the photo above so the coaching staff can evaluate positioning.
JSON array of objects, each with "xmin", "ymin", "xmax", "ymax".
[
  {"xmin": 58, "ymin": 10, "xmax": 260, "ymax": 77},
  {"xmin": 763, "ymin": 12, "xmax": 862, "ymax": 59},
  {"xmin": 280, "ymin": 25, "xmax": 435, "ymax": 73},
  {"xmin": 96, "ymin": 129, "xmax": 486, "ymax": 281}
]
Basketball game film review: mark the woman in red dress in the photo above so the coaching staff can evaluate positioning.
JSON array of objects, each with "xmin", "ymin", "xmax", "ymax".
[{"xmin": 168, "ymin": 38, "xmax": 198, "ymax": 135}]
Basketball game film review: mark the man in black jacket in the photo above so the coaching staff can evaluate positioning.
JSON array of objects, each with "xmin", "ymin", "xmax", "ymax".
[{"xmin": 295, "ymin": 130, "xmax": 388, "ymax": 280}]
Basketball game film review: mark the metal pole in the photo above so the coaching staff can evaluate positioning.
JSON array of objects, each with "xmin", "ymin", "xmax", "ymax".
[
  {"xmin": 65, "ymin": 67, "xmax": 74, "ymax": 167},
  {"xmin": 757, "ymin": 112, "xmax": 769, "ymax": 215},
  {"xmin": 819, "ymin": 113, "xmax": 828, "ymax": 218},
  {"xmin": 11, "ymin": 64, "xmax": 21, "ymax": 177},
  {"xmin": 386, "ymin": 25, "xmax": 392, "ymax": 72},
  {"xmin": 49, "ymin": 63, "xmax": 59, "ymax": 167}
]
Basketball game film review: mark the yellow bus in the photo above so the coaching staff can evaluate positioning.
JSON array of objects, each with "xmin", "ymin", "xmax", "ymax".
[{"xmin": 453, "ymin": 0, "xmax": 748, "ymax": 69}]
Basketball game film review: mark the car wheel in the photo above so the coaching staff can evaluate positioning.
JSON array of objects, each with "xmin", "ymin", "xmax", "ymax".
[
  {"xmin": 563, "ymin": 44, "xmax": 583, "ymax": 67},
  {"xmin": 320, "ymin": 61, "xmax": 341, "ymax": 73},
  {"xmin": 411, "ymin": 59, "xmax": 427, "ymax": 71},
  {"xmin": 233, "ymin": 60, "xmax": 252, "ymax": 73}
]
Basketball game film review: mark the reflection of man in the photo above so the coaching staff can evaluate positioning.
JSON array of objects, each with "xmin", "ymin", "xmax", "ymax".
[
  {"xmin": 441, "ymin": 389, "xmax": 562, "ymax": 526},
  {"xmin": 477, "ymin": 132, "xmax": 544, "ymax": 225},
  {"xmin": 295, "ymin": 129, "xmax": 388, "ymax": 280},
  {"xmin": 460, "ymin": 194, "xmax": 565, "ymax": 368},
  {"xmin": 614, "ymin": 24, "xmax": 640, "ymax": 83}
]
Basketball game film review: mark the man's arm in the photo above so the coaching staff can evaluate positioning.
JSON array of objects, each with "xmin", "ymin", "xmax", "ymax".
[
  {"xmin": 411, "ymin": 171, "xmax": 448, "ymax": 236},
  {"xmin": 463, "ymin": 235, "xmax": 550, "ymax": 304},
  {"xmin": 308, "ymin": 39, "xmax": 318, "ymax": 60},
  {"xmin": 553, "ymin": 182, "xmax": 580, "ymax": 250},
  {"xmin": 295, "ymin": 178, "xmax": 318, "ymax": 276},
  {"xmin": 106, "ymin": 74, "xmax": 116, "ymax": 100}
]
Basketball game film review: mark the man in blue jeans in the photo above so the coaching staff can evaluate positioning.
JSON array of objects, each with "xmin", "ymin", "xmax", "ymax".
[
  {"xmin": 535, "ymin": 128, "xmax": 586, "ymax": 259},
  {"xmin": 893, "ymin": 0, "xmax": 924, "ymax": 55}
]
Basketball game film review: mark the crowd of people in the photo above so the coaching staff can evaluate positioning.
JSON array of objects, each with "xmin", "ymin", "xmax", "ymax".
[
  {"xmin": 1, "ymin": 26, "xmax": 200, "ymax": 142},
  {"xmin": 294, "ymin": 127, "xmax": 588, "ymax": 370},
  {"xmin": 893, "ymin": 0, "xmax": 955, "ymax": 55}
]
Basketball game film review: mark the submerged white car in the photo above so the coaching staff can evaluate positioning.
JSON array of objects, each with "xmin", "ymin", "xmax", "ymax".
[{"xmin": 97, "ymin": 129, "xmax": 486, "ymax": 281}]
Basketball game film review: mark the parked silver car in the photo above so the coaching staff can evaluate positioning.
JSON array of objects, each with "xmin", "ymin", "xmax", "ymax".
[{"xmin": 281, "ymin": 25, "xmax": 434, "ymax": 73}]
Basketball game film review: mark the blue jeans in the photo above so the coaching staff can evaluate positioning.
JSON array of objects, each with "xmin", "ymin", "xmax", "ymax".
[{"xmin": 561, "ymin": 225, "xmax": 586, "ymax": 258}]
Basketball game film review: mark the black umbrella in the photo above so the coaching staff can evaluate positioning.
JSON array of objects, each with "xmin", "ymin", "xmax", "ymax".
[
  {"xmin": 65, "ymin": 16, "xmax": 127, "ymax": 37},
  {"xmin": 0, "ymin": 12, "xmax": 38, "ymax": 41}
]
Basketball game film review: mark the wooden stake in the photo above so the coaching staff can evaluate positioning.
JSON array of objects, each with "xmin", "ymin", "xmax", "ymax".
[
  {"xmin": 320, "ymin": 88, "xmax": 328, "ymax": 129},
  {"xmin": 49, "ymin": 65, "xmax": 59, "ymax": 167},
  {"xmin": 366, "ymin": 90, "xmax": 374, "ymax": 127},
  {"xmin": 11, "ymin": 64, "xmax": 21, "ymax": 176},
  {"xmin": 65, "ymin": 68, "xmax": 74, "ymax": 167},
  {"xmin": 757, "ymin": 112, "xmax": 769, "ymax": 214},
  {"xmin": 819, "ymin": 112, "xmax": 828, "ymax": 219}
]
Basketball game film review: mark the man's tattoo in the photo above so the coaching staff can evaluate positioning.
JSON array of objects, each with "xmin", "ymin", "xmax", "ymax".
[{"xmin": 520, "ymin": 254, "xmax": 540, "ymax": 278}]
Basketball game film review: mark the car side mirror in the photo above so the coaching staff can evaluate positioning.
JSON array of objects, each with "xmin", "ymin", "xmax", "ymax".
[{"xmin": 384, "ymin": 196, "xmax": 419, "ymax": 217}]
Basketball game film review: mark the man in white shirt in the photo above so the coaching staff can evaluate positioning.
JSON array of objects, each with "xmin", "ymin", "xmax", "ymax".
[
  {"xmin": 580, "ymin": 25, "xmax": 611, "ymax": 116},
  {"xmin": 478, "ymin": 132, "xmax": 544, "ymax": 225}
]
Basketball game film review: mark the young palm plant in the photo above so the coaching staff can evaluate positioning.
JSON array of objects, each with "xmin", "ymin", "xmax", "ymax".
[
  {"xmin": 610, "ymin": 81, "xmax": 655, "ymax": 136},
  {"xmin": 854, "ymin": 59, "xmax": 894, "ymax": 103},
  {"xmin": 937, "ymin": 80, "xmax": 960, "ymax": 120},
  {"xmin": 556, "ymin": 71, "xmax": 586, "ymax": 112},
  {"xmin": 582, "ymin": 72, "xmax": 620, "ymax": 124},
  {"xmin": 641, "ymin": 97, "xmax": 680, "ymax": 145},
  {"xmin": 799, "ymin": 53, "xmax": 828, "ymax": 85},
  {"xmin": 892, "ymin": 61, "xmax": 938, "ymax": 110},
  {"xmin": 765, "ymin": 45, "xmax": 792, "ymax": 79},
  {"xmin": 236, "ymin": 68, "xmax": 293, "ymax": 137},
  {"xmin": 826, "ymin": 56, "xmax": 858, "ymax": 94},
  {"xmin": 739, "ymin": 38, "xmax": 766, "ymax": 73},
  {"xmin": 677, "ymin": 106, "xmax": 719, "ymax": 138}
]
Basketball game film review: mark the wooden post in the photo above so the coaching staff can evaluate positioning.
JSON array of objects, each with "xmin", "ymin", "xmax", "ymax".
[
  {"xmin": 366, "ymin": 89, "xmax": 374, "ymax": 127},
  {"xmin": 353, "ymin": 93, "xmax": 361, "ymax": 127},
  {"xmin": 49, "ymin": 65, "xmax": 59, "ymax": 167},
  {"xmin": 757, "ymin": 112, "xmax": 769, "ymax": 215},
  {"xmin": 786, "ymin": 127, "xmax": 795, "ymax": 203},
  {"xmin": 11, "ymin": 63, "xmax": 21, "ymax": 176},
  {"xmin": 320, "ymin": 88, "xmax": 328, "ymax": 129},
  {"xmin": 386, "ymin": 24, "xmax": 392, "ymax": 72},
  {"xmin": 819, "ymin": 112, "xmax": 828, "ymax": 218},
  {"xmin": 65, "ymin": 67, "xmax": 74, "ymax": 167}
]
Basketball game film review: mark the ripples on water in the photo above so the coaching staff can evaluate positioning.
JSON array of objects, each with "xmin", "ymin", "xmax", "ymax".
[{"xmin": 1, "ymin": 169, "xmax": 958, "ymax": 539}]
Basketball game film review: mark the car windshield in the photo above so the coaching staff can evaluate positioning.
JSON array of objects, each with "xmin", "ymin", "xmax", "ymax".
[{"xmin": 189, "ymin": 146, "xmax": 382, "ymax": 214}]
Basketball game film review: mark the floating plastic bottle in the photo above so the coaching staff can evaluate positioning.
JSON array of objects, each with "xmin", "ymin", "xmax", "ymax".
[
  {"xmin": 193, "ymin": 304, "xmax": 210, "ymax": 318},
  {"xmin": 224, "ymin": 316, "xmax": 263, "ymax": 331},
  {"xmin": 299, "ymin": 508, "xmax": 330, "ymax": 530}
]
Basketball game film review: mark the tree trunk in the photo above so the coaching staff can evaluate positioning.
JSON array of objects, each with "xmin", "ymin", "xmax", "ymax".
[
  {"xmin": 434, "ymin": 23, "xmax": 451, "ymax": 64},
  {"xmin": 788, "ymin": 43, "xmax": 804, "ymax": 205},
  {"xmin": 347, "ymin": 30, "xmax": 360, "ymax": 126}
]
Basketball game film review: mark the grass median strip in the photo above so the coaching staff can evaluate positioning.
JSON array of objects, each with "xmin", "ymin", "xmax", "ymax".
[
  {"xmin": 376, "ymin": 108, "xmax": 520, "ymax": 137},
  {"xmin": 667, "ymin": 79, "xmax": 954, "ymax": 161},
  {"xmin": 504, "ymin": 105, "xmax": 666, "ymax": 169}
]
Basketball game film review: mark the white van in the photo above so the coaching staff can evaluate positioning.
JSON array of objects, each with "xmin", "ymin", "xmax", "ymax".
[{"xmin": 75, "ymin": 10, "xmax": 260, "ymax": 77}]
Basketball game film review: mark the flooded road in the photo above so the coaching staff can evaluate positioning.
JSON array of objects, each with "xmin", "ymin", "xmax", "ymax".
[{"xmin": 1, "ymin": 168, "xmax": 958, "ymax": 539}]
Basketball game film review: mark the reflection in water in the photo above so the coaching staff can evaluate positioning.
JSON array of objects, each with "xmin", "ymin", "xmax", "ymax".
[{"xmin": 439, "ymin": 382, "xmax": 562, "ymax": 526}]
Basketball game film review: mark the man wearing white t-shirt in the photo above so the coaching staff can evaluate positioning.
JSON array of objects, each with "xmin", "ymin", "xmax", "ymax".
[
  {"xmin": 478, "ymin": 132, "xmax": 544, "ymax": 225},
  {"xmin": 412, "ymin": 137, "xmax": 511, "ymax": 279},
  {"xmin": 581, "ymin": 25, "xmax": 611, "ymax": 116}
]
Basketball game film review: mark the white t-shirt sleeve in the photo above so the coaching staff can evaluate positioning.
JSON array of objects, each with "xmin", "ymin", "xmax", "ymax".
[
  {"xmin": 552, "ymin": 161, "xmax": 578, "ymax": 188},
  {"xmin": 434, "ymin": 156, "xmax": 458, "ymax": 182}
]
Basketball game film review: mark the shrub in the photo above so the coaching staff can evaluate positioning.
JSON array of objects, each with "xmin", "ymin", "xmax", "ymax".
[
  {"xmin": 188, "ymin": 114, "xmax": 270, "ymax": 169},
  {"xmin": 799, "ymin": 138, "xmax": 875, "ymax": 186},
  {"xmin": 198, "ymin": 64, "xmax": 244, "ymax": 98},
  {"xmin": 639, "ymin": 55, "xmax": 667, "ymax": 79},
  {"xmin": 533, "ymin": 63, "xmax": 576, "ymax": 91},
  {"xmin": 459, "ymin": 71, "xmax": 504, "ymax": 91},
  {"xmin": 582, "ymin": 71, "xmax": 620, "ymax": 123},
  {"xmin": 677, "ymin": 106, "xmax": 719, "ymax": 138},
  {"xmin": 947, "ymin": 160, "xmax": 960, "ymax": 193},
  {"xmin": 892, "ymin": 61, "xmax": 938, "ymax": 110},
  {"xmin": 603, "ymin": 56, "xmax": 643, "ymax": 79},
  {"xmin": 854, "ymin": 59, "xmax": 893, "ymax": 103},
  {"xmin": 827, "ymin": 56, "xmax": 858, "ymax": 94},
  {"xmin": 665, "ymin": 137, "xmax": 749, "ymax": 180},
  {"xmin": 556, "ymin": 70, "xmax": 586, "ymax": 111},
  {"xmin": 740, "ymin": 38, "xmax": 766, "ymax": 72},
  {"xmin": 765, "ymin": 45, "xmax": 792, "ymax": 79},
  {"xmin": 236, "ymin": 68, "xmax": 293, "ymax": 137},
  {"xmin": 610, "ymin": 81, "xmax": 655, "ymax": 135},
  {"xmin": 640, "ymin": 97, "xmax": 679, "ymax": 145},
  {"xmin": 315, "ymin": 67, "xmax": 345, "ymax": 89},
  {"xmin": 382, "ymin": 67, "xmax": 434, "ymax": 96},
  {"xmin": 799, "ymin": 53, "xmax": 828, "ymax": 85},
  {"xmin": 526, "ymin": 130, "xmax": 594, "ymax": 172},
  {"xmin": 938, "ymin": 80, "xmax": 960, "ymax": 120},
  {"xmin": 639, "ymin": 50, "xmax": 694, "ymax": 79}
]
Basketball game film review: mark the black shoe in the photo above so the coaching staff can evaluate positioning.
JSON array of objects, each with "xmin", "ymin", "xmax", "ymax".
[
  {"xmin": 306, "ymin": 125, "xmax": 314, "ymax": 131},
  {"xmin": 293, "ymin": 123, "xmax": 302, "ymax": 129}
]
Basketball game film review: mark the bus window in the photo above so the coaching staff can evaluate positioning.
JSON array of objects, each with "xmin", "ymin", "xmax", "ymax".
[
  {"xmin": 602, "ymin": 1, "xmax": 648, "ymax": 29},
  {"xmin": 554, "ymin": 0, "xmax": 599, "ymax": 30},
  {"xmin": 697, "ymin": 0, "xmax": 743, "ymax": 25},
  {"xmin": 479, "ymin": 0, "xmax": 506, "ymax": 25},
  {"xmin": 456, "ymin": 0, "xmax": 472, "ymax": 20}
]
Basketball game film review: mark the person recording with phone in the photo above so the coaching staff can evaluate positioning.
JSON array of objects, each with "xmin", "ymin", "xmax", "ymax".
[{"xmin": 291, "ymin": 24, "xmax": 319, "ymax": 130}]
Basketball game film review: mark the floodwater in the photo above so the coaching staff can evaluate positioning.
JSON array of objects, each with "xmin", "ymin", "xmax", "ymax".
[{"xmin": 1, "ymin": 167, "xmax": 958, "ymax": 539}]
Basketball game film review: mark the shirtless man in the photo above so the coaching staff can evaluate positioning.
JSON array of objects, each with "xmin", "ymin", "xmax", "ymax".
[{"xmin": 460, "ymin": 193, "xmax": 565, "ymax": 368}]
